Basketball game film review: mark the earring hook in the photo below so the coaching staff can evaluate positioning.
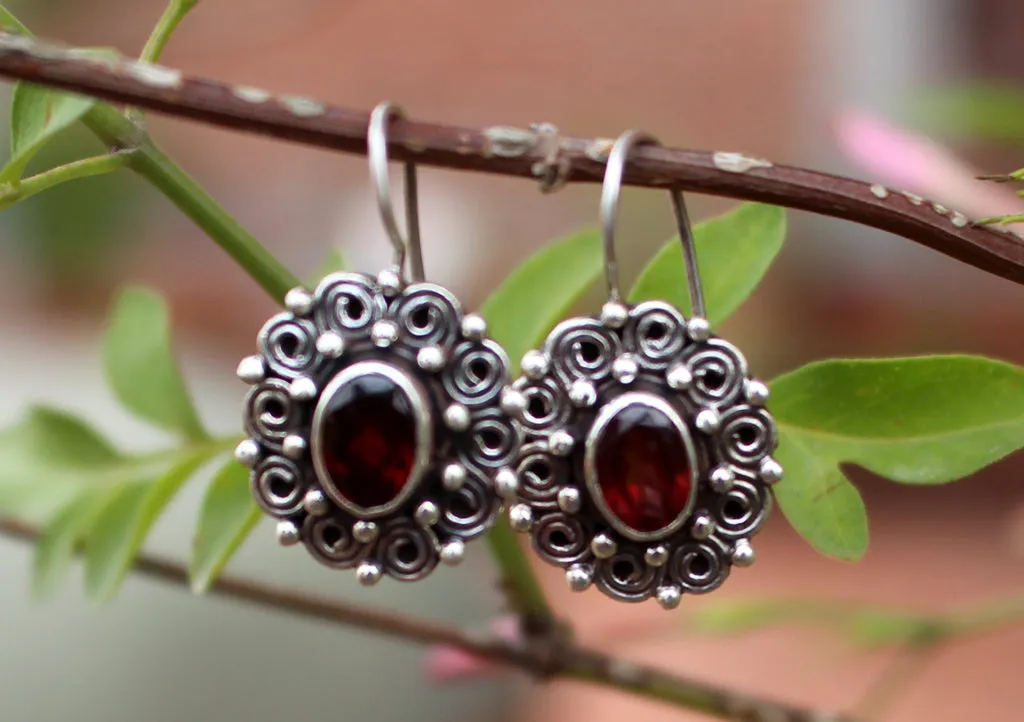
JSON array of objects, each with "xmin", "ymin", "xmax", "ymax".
[
  {"xmin": 368, "ymin": 101, "xmax": 425, "ymax": 283},
  {"xmin": 599, "ymin": 129, "xmax": 706, "ymax": 319}
]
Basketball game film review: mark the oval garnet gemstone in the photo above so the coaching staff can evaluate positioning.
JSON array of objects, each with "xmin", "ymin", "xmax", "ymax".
[
  {"xmin": 592, "ymin": 401, "xmax": 694, "ymax": 536},
  {"xmin": 316, "ymin": 371, "xmax": 420, "ymax": 512}
]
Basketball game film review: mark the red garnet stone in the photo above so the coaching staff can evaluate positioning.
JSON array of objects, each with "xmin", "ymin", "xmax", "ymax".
[
  {"xmin": 593, "ymin": 402, "xmax": 694, "ymax": 535},
  {"xmin": 316, "ymin": 372, "xmax": 419, "ymax": 511}
]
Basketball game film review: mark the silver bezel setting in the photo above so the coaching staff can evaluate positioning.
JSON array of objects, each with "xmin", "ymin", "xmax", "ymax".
[
  {"xmin": 507, "ymin": 299, "xmax": 780, "ymax": 607},
  {"xmin": 239, "ymin": 272, "xmax": 520, "ymax": 583}
]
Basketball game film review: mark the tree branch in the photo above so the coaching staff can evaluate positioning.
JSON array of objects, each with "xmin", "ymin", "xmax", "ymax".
[
  {"xmin": 0, "ymin": 516, "xmax": 850, "ymax": 722},
  {"xmin": 0, "ymin": 32, "xmax": 1020, "ymax": 286}
]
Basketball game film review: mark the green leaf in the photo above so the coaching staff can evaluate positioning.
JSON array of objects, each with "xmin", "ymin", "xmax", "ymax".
[
  {"xmin": 84, "ymin": 452, "xmax": 209, "ymax": 602},
  {"xmin": 0, "ymin": 6, "xmax": 32, "ymax": 35},
  {"xmin": 307, "ymin": 247, "xmax": 347, "ymax": 286},
  {"xmin": 912, "ymin": 83, "xmax": 1024, "ymax": 145},
  {"xmin": 103, "ymin": 287, "xmax": 207, "ymax": 441},
  {"xmin": 32, "ymin": 491, "xmax": 108, "ymax": 599},
  {"xmin": 189, "ymin": 461, "xmax": 261, "ymax": 593},
  {"xmin": 480, "ymin": 227, "xmax": 603, "ymax": 372},
  {"xmin": 0, "ymin": 407, "xmax": 122, "ymax": 521},
  {"xmin": 770, "ymin": 355, "xmax": 1024, "ymax": 559},
  {"xmin": 628, "ymin": 203, "xmax": 786, "ymax": 325},
  {"xmin": 2, "ymin": 84, "xmax": 96, "ymax": 183}
]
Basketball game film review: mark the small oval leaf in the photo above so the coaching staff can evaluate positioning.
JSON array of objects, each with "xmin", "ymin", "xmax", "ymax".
[
  {"xmin": 103, "ymin": 287, "xmax": 208, "ymax": 441},
  {"xmin": 190, "ymin": 461, "xmax": 261, "ymax": 593},
  {"xmin": 628, "ymin": 203, "xmax": 786, "ymax": 325},
  {"xmin": 32, "ymin": 491, "xmax": 108, "ymax": 599},
  {"xmin": 2, "ymin": 83, "xmax": 96, "ymax": 183},
  {"xmin": 84, "ymin": 452, "xmax": 209, "ymax": 602}
]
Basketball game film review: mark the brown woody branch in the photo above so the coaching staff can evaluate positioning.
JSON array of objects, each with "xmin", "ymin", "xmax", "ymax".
[
  {"xmin": 0, "ymin": 33, "xmax": 1021, "ymax": 285},
  {"xmin": 0, "ymin": 517, "xmax": 850, "ymax": 722}
]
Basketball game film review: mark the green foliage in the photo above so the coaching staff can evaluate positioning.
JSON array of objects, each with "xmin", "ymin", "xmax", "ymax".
[
  {"xmin": 629, "ymin": 203, "xmax": 786, "ymax": 325},
  {"xmin": 770, "ymin": 356, "xmax": 1024, "ymax": 559},
  {"xmin": 189, "ymin": 462, "xmax": 261, "ymax": 593},
  {"xmin": 2, "ymin": 84, "xmax": 96, "ymax": 183},
  {"xmin": 481, "ymin": 227, "xmax": 604, "ymax": 373},
  {"xmin": 103, "ymin": 287, "xmax": 208, "ymax": 441},
  {"xmin": 912, "ymin": 83, "xmax": 1024, "ymax": 145}
]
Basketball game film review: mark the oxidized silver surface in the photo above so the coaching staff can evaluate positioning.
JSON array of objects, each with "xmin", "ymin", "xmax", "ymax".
[
  {"xmin": 506, "ymin": 299, "xmax": 781, "ymax": 608},
  {"xmin": 237, "ymin": 271, "xmax": 518, "ymax": 583}
]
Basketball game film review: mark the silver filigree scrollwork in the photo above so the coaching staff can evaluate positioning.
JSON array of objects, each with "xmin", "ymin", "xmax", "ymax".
[
  {"xmin": 258, "ymin": 314, "xmax": 320, "ymax": 379},
  {"xmin": 511, "ymin": 377, "xmax": 571, "ymax": 434},
  {"xmin": 596, "ymin": 547, "xmax": 664, "ymax": 602},
  {"xmin": 516, "ymin": 445, "xmax": 567, "ymax": 508},
  {"xmin": 716, "ymin": 405, "xmax": 778, "ymax": 469},
  {"xmin": 681, "ymin": 339, "xmax": 748, "ymax": 408},
  {"xmin": 239, "ymin": 272, "xmax": 519, "ymax": 585},
  {"xmin": 546, "ymin": 319, "xmax": 622, "ymax": 384},
  {"xmin": 624, "ymin": 301, "xmax": 689, "ymax": 370},
  {"xmin": 252, "ymin": 455, "xmax": 307, "ymax": 517},
  {"xmin": 532, "ymin": 512, "xmax": 591, "ymax": 564},
  {"xmin": 712, "ymin": 475, "xmax": 772, "ymax": 540},
  {"xmin": 670, "ymin": 540, "xmax": 729, "ymax": 594},
  {"xmin": 313, "ymin": 272, "xmax": 386, "ymax": 336}
]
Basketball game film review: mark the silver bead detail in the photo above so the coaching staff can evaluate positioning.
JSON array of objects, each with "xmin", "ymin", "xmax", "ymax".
[
  {"xmin": 644, "ymin": 545, "xmax": 669, "ymax": 568},
  {"xmin": 508, "ymin": 503, "xmax": 534, "ymax": 532},
  {"xmin": 356, "ymin": 561, "xmax": 383, "ymax": 586},
  {"xmin": 443, "ymin": 403, "xmax": 471, "ymax": 432},
  {"xmin": 303, "ymin": 488, "xmax": 329, "ymax": 516},
  {"xmin": 557, "ymin": 486, "xmax": 582, "ymax": 514},
  {"xmin": 695, "ymin": 409, "xmax": 720, "ymax": 434},
  {"xmin": 687, "ymin": 317, "xmax": 711, "ymax": 342},
  {"xmin": 417, "ymin": 346, "xmax": 446, "ymax": 372},
  {"xmin": 371, "ymin": 319, "xmax": 400, "ymax": 347},
  {"xmin": 569, "ymin": 380, "xmax": 598, "ymax": 407},
  {"xmin": 284, "ymin": 287, "xmax": 314, "ymax": 316},
  {"xmin": 316, "ymin": 331, "xmax": 345, "ymax": 359},
  {"xmin": 709, "ymin": 465, "xmax": 736, "ymax": 493},
  {"xmin": 276, "ymin": 520, "xmax": 300, "ymax": 546},
  {"xmin": 732, "ymin": 540, "xmax": 756, "ymax": 567},
  {"xmin": 744, "ymin": 379, "xmax": 770, "ymax": 406},
  {"xmin": 282, "ymin": 434, "xmax": 307, "ymax": 460},
  {"xmin": 548, "ymin": 430, "xmax": 575, "ymax": 456},
  {"xmin": 377, "ymin": 269, "xmax": 402, "ymax": 297},
  {"xmin": 591, "ymin": 533, "xmax": 618, "ymax": 559},
  {"xmin": 234, "ymin": 439, "xmax": 260, "ymax": 467},
  {"xmin": 415, "ymin": 500, "xmax": 441, "ymax": 526},
  {"xmin": 500, "ymin": 388, "xmax": 528, "ymax": 417},
  {"xmin": 759, "ymin": 456, "xmax": 784, "ymax": 484},
  {"xmin": 352, "ymin": 520, "xmax": 379, "ymax": 544},
  {"xmin": 494, "ymin": 468, "xmax": 519, "ymax": 500},
  {"xmin": 235, "ymin": 355, "xmax": 266, "ymax": 384},
  {"xmin": 691, "ymin": 514, "xmax": 715, "ymax": 540},
  {"xmin": 656, "ymin": 585, "xmax": 682, "ymax": 610},
  {"xmin": 288, "ymin": 376, "xmax": 317, "ymax": 401},
  {"xmin": 521, "ymin": 350, "xmax": 550, "ymax": 380},
  {"xmin": 442, "ymin": 463, "xmax": 467, "ymax": 491},
  {"xmin": 440, "ymin": 540, "xmax": 466, "ymax": 566},
  {"xmin": 612, "ymin": 355, "xmax": 639, "ymax": 384},
  {"xmin": 566, "ymin": 563, "xmax": 594, "ymax": 592},
  {"xmin": 600, "ymin": 300, "xmax": 629, "ymax": 329},
  {"xmin": 461, "ymin": 313, "xmax": 488, "ymax": 341},
  {"xmin": 666, "ymin": 363, "xmax": 693, "ymax": 391}
]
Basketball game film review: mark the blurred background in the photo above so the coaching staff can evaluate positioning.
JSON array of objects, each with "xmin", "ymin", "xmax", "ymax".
[{"xmin": 1, "ymin": 0, "xmax": 1023, "ymax": 720}]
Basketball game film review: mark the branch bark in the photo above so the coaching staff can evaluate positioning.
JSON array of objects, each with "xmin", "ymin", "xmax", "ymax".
[
  {"xmin": 0, "ymin": 33, "xmax": 1020, "ymax": 285},
  {"xmin": 0, "ymin": 517, "xmax": 850, "ymax": 722}
]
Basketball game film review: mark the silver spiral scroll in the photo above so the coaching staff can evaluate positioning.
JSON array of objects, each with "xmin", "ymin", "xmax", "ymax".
[
  {"xmin": 545, "ymin": 318, "xmax": 622, "ymax": 384},
  {"xmin": 623, "ymin": 301, "xmax": 689, "ymax": 371},
  {"xmin": 313, "ymin": 272, "xmax": 386, "ymax": 336},
  {"xmin": 257, "ymin": 313, "xmax": 320, "ymax": 380},
  {"xmin": 237, "ymin": 272, "xmax": 520, "ymax": 584},
  {"xmin": 507, "ymin": 299, "xmax": 781, "ymax": 608}
]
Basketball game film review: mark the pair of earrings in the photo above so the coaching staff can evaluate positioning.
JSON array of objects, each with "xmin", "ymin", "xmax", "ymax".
[{"xmin": 235, "ymin": 104, "xmax": 782, "ymax": 608}]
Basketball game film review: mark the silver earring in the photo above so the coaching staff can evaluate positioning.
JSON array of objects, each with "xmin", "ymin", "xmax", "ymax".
[
  {"xmin": 236, "ymin": 102, "xmax": 519, "ymax": 585},
  {"xmin": 504, "ymin": 129, "xmax": 782, "ymax": 609}
]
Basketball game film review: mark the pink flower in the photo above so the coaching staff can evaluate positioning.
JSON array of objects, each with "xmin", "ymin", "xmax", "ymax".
[{"xmin": 423, "ymin": 616, "xmax": 521, "ymax": 682}]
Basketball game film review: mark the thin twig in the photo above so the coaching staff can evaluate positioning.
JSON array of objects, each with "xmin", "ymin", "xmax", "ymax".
[
  {"xmin": 0, "ymin": 32, "xmax": 1020, "ymax": 286},
  {"xmin": 0, "ymin": 517, "xmax": 851, "ymax": 722}
]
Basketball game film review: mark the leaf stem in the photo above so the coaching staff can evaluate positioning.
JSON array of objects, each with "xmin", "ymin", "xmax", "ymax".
[
  {"xmin": 485, "ymin": 518, "xmax": 555, "ymax": 633},
  {"xmin": 0, "ymin": 151, "xmax": 132, "ymax": 210},
  {"xmin": 139, "ymin": 0, "xmax": 198, "ymax": 65},
  {"xmin": 0, "ymin": 515, "xmax": 854, "ymax": 722}
]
